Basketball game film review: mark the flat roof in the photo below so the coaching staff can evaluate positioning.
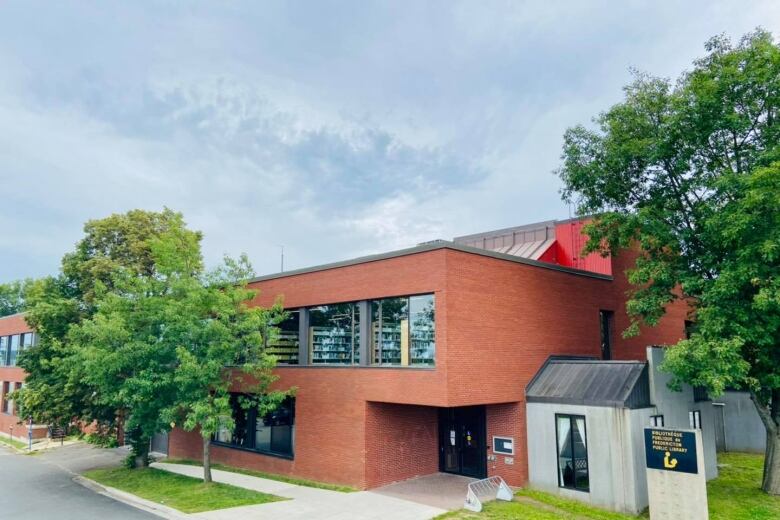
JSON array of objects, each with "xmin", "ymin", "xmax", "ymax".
[{"xmin": 249, "ymin": 241, "xmax": 612, "ymax": 283}]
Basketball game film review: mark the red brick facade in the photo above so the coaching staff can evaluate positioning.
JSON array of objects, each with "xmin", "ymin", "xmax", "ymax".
[
  {"xmin": 365, "ymin": 402, "xmax": 439, "ymax": 488},
  {"xmin": 169, "ymin": 244, "xmax": 688, "ymax": 489},
  {"xmin": 0, "ymin": 314, "xmax": 47, "ymax": 442}
]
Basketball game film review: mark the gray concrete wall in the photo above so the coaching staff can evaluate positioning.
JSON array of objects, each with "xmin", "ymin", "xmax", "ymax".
[
  {"xmin": 714, "ymin": 391, "xmax": 766, "ymax": 453},
  {"xmin": 646, "ymin": 347, "xmax": 718, "ymax": 480},
  {"xmin": 526, "ymin": 402, "xmax": 652, "ymax": 514}
]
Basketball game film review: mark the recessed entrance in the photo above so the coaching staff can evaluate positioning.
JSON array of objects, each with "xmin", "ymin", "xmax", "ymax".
[{"xmin": 439, "ymin": 406, "xmax": 487, "ymax": 478}]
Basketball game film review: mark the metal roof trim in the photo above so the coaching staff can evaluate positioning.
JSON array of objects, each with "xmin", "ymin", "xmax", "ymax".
[{"xmin": 248, "ymin": 241, "xmax": 613, "ymax": 283}]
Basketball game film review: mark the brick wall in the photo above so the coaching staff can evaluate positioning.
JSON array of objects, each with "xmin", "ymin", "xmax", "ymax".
[
  {"xmin": 169, "ymin": 245, "xmax": 688, "ymax": 490},
  {"xmin": 0, "ymin": 314, "xmax": 34, "ymax": 440},
  {"xmin": 365, "ymin": 402, "xmax": 439, "ymax": 488},
  {"xmin": 486, "ymin": 402, "xmax": 525, "ymax": 486}
]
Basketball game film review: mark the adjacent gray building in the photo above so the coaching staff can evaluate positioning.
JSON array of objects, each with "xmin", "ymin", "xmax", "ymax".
[{"xmin": 525, "ymin": 347, "xmax": 720, "ymax": 515}]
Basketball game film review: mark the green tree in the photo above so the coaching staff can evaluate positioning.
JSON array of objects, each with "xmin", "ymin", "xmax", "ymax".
[
  {"xmin": 17, "ymin": 209, "xmax": 203, "ymax": 443},
  {"xmin": 160, "ymin": 258, "xmax": 291, "ymax": 482},
  {"xmin": 0, "ymin": 279, "xmax": 34, "ymax": 317},
  {"xmin": 556, "ymin": 30, "xmax": 780, "ymax": 493}
]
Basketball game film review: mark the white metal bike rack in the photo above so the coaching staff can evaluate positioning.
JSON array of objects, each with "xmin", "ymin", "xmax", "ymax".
[{"xmin": 464, "ymin": 475, "xmax": 513, "ymax": 512}]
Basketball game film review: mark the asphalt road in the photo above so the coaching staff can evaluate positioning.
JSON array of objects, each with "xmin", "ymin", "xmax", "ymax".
[{"xmin": 0, "ymin": 443, "xmax": 157, "ymax": 520}]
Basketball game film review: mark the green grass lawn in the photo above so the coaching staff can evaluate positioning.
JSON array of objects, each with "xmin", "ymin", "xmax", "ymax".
[
  {"xmin": 84, "ymin": 467, "xmax": 284, "ymax": 513},
  {"xmin": 709, "ymin": 452, "xmax": 780, "ymax": 520},
  {"xmin": 164, "ymin": 458, "xmax": 356, "ymax": 492},
  {"xmin": 437, "ymin": 452, "xmax": 780, "ymax": 519},
  {"xmin": 0, "ymin": 435, "xmax": 27, "ymax": 450}
]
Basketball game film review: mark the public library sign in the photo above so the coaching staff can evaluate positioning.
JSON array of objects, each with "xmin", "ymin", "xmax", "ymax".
[{"xmin": 644, "ymin": 428, "xmax": 708, "ymax": 520}]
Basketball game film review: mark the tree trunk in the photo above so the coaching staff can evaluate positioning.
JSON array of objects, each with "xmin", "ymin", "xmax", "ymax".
[
  {"xmin": 750, "ymin": 391, "xmax": 780, "ymax": 494},
  {"xmin": 134, "ymin": 439, "xmax": 150, "ymax": 468},
  {"xmin": 203, "ymin": 436, "xmax": 212, "ymax": 483},
  {"xmin": 763, "ymin": 430, "xmax": 780, "ymax": 494}
]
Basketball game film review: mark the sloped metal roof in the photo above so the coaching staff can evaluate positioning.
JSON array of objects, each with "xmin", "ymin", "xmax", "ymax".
[{"xmin": 526, "ymin": 358, "xmax": 651, "ymax": 409}]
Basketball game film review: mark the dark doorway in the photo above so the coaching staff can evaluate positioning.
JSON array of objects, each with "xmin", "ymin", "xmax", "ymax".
[
  {"xmin": 599, "ymin": 310, "xmax": 614, "ymax": 360},
  {"xmin": 714, "ymin": 404, "xmax": 727, "ymax": 452},
  {"xmin": 439, "ymin": 406, "xmax": 487, "ymax": 478}
]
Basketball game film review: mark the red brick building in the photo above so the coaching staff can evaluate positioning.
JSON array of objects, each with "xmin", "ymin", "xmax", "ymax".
[
  {"xmin": 0, "ymin": 313, "xmax": 47, "ymax": 443},
  {"xmin": 168, "ymin": 217, "xmax": 688, "ymax": 490}
]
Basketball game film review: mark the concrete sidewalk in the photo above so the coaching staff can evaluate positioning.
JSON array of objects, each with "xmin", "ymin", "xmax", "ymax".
[{"xmin": 152, "ymin": 462, "xmax": 447, "ymax": 520}]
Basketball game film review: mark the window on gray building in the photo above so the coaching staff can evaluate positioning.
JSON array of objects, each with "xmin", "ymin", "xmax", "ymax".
[
  {"xmin": 689, "ymin": 410, "xmax": 702, "ymax": 429},
  {"xmin": 556, "ymin": 414, "xmax": 589, "ymax": 491}
]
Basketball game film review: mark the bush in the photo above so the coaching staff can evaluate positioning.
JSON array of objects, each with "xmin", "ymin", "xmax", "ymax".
[{"xmin": 84, "ymin": 431, "xmax": 119, "ymax": 448}]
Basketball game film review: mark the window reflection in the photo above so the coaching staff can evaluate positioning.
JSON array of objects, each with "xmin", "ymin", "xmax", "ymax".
[
  {"xmin": 268, "ymin": 311, "xmax": 300, "ymax": 365},
  {"xmin": 371, "ymin": 295, "xmax": 435, "ymax": 366},
  {"xmin": 309, "ymin": 303, "xmax": 360, "ymax": 365}
]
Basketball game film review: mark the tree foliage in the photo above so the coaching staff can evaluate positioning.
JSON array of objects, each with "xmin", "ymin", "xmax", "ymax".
[
  {"xmin": 557, "ymin": 29, "xmax": 780, "ymax": 492},
  {"xmin": 0, "ymin": 279, "xmax": 33, "ymax": 317},
  {"xmin": 16, "ymin": 209, "xmax": 287, "ymax": 477}
]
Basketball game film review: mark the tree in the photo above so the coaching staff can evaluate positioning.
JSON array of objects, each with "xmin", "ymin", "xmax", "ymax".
[
  {"xmin": 17, "ymin": 209, "xmax": 203, "ymax": 447},
  {"xmin": 0, "ymin": 279, "xmax": 33, "ymax": 317},
  {"xmin": 160, "ymin": 257, "xmax": 290, "ymax": 482},
  {"xmin": 556, "ymin": 29, "xmax": 780, "ymax": 493}
]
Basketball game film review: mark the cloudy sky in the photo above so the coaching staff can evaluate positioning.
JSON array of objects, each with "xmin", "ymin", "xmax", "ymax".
[{"xmin": 1, "ymin": 1, "xmax": 778, "ymax": 280}]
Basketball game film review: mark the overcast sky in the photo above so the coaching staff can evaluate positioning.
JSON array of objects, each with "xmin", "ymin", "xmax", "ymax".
[{"xmin": 1, "ymin": 1, "xmax": 778, "ymax": 280}]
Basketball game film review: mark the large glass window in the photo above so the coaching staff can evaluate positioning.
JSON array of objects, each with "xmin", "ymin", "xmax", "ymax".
[
  {"xmin": 556, "ymin": 414, "xmax": 589, "ymax": 491},
  {"xmin": 309, "ymin": 303, "xmax": 360, "ymax": 365},
  {"xmin": 371, "ymin": 294, "xmax": 435, "ymax": 366},
  {"xmin": 0, "ymin": 337, "xmax": 7, "ymax": 367},
  {"xmin": 214, "ymin": 394, "xmax": 295, "ymax": 458},
  {"xmin": 7, "ymin": 335, "xmax": 20, "ymax": 366},
  {"xmin": 267, "ymin": 311, "xmax": 300, "ymax": 365}
]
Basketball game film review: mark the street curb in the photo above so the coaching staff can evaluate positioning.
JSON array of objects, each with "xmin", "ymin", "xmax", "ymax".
[{"xmin": 73, "ymin": 475, "xmax": 190, "ymax": 520}]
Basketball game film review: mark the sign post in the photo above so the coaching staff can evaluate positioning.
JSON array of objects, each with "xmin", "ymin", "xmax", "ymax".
[{"xmin": 644, "ymin": 428, "xmax": 708, "ymax": 520}]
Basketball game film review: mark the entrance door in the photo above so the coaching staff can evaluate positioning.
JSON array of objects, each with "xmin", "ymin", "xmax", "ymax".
[{"xmin": 439, "ymin": 406, "xmax": 487, "ymax": 478}]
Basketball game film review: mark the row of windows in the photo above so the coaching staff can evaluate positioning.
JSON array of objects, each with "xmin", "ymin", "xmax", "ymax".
[
  {"xmin": 0, "ymin": 333, "xmax": 34, "ymax": 367},
  {"xmin": 267, "ymin": 294, "xmax": 435, "ymax": 367},
  {"xmin": 213, "ymin": 394, "xmax": 295, "ymax": 458}
]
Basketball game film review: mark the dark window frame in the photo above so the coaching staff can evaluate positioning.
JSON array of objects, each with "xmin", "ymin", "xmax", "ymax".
[
  {"xmin": 689, "ymin": 410, "xmax": 702, "ymax": 430},
  {"xmin": 650, "ymin": 414, "xmax": 664, "ymax": 427},
  {"xmin": 212, "ymin": 394, "xmax": 295, "ymax": 459},
  {"xmin": 555, "ymin": 413, "xmax": 589, "ymax": 492}
]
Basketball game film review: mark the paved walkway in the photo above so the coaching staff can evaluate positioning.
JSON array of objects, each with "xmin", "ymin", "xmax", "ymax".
[
  {"xmin": 372, "ymin": 473, "xmax": 474, "ymax": 510},
  {"xmin": 152, "ymin": 462, "xmax": 447, "ymax": 520}
]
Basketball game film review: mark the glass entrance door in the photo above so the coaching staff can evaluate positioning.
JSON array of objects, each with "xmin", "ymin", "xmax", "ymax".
[{"xmin": 439, "ymin": 406, "xmax": 487, "ymax": 478}]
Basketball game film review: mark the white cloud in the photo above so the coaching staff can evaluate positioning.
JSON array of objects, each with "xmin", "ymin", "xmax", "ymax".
[{"xmin": 0, "ymin": 1, "xmax": 779, "ymax": 279}]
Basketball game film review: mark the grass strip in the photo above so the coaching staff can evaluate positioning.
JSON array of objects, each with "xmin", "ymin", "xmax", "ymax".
[
  {"xmin": 165, "ymin": 458, "xmax": 356, "ymax": 492},
  {"xmin": 0, "ymin": 435, "xmax": 27, "ymax": 450},
  {"xmin": 84, "ymin": 467, "xmax": 284, "ymax": 513}
]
